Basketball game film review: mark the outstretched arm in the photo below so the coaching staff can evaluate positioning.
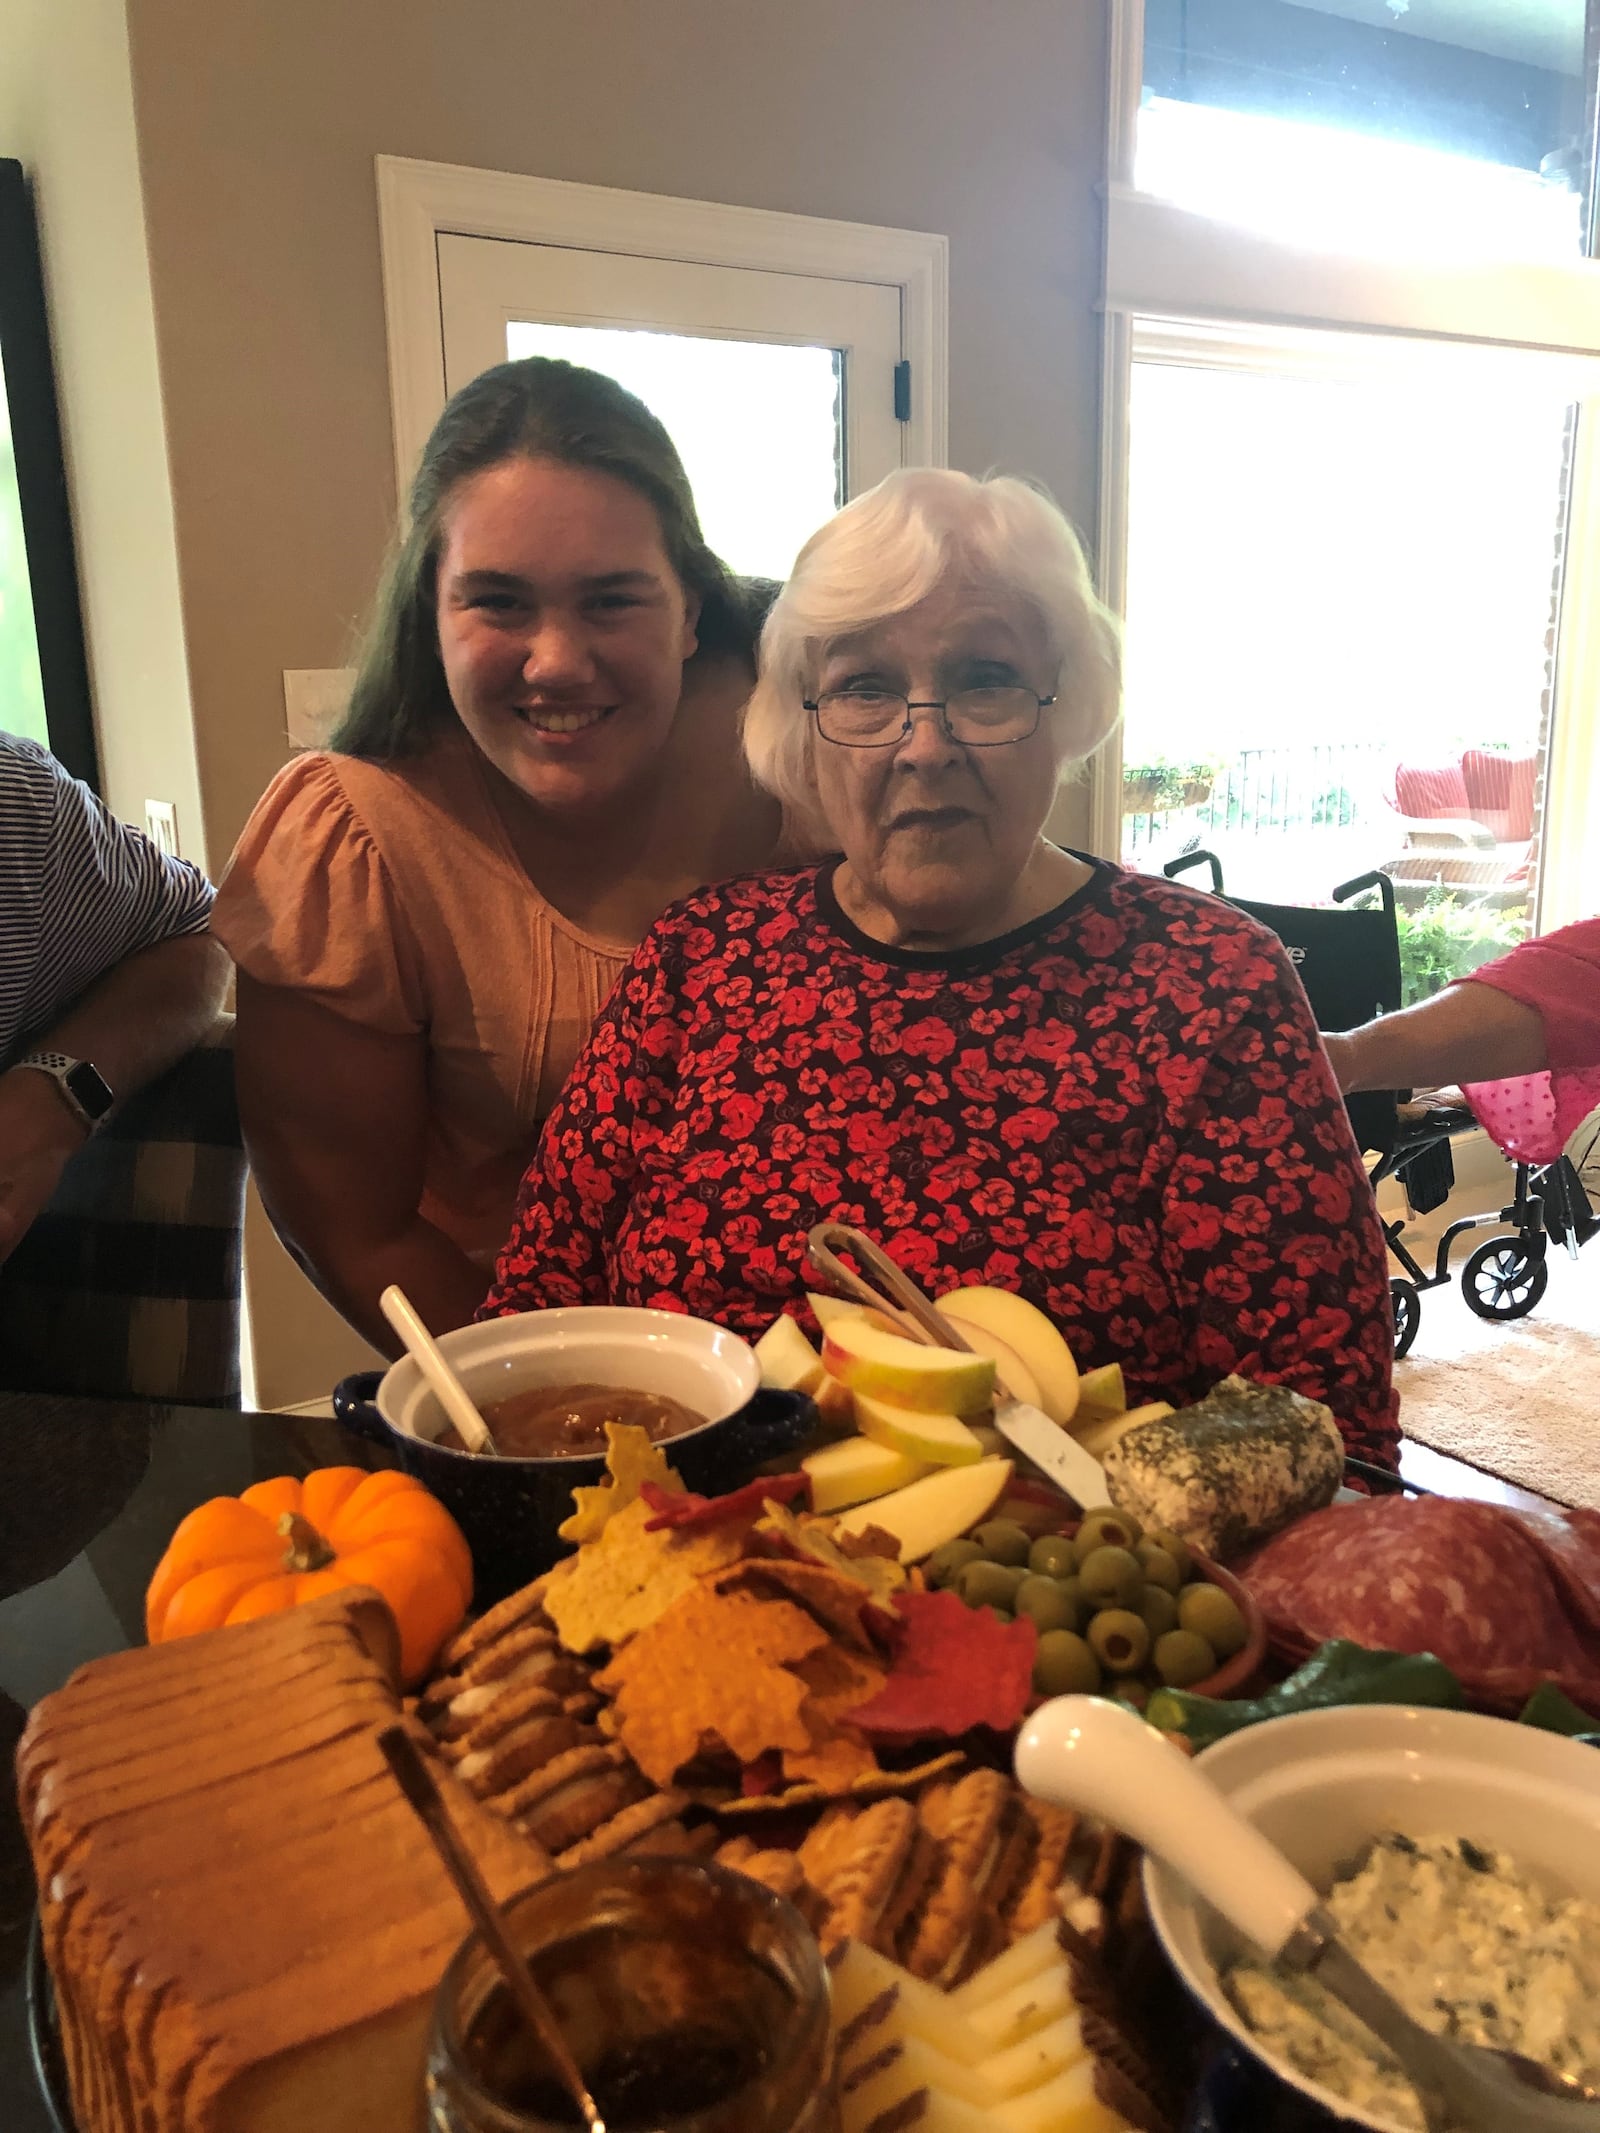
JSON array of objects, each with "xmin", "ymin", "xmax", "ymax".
[
  {"xmin": 1324, "ymin": 983, "xmax": 1546, "ymax": 1094},
  {"xmin": 0, "ymin": 932, "xmax": 230, "ymax": 1261}
]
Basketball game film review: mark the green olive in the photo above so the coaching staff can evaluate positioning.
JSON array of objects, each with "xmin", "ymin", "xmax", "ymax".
[
  {"xmin": 1153, "ymin": 1629, "xmax": 1218, "ymax": 1688},
  {"xmin": 973, "ymin": 1519, "xmax": 1032, "ymax": 1567},
  {"xmin": 1027, "ymin": 1533, "xmax": 1078, "ymax": 1580},
  {"xmin": 1086, "ymin": 1608, "xmax": 1151, "ymax": 1675},
  {"xmin": 925, "ymin": 1538, "xmax": 985, "ymax": 1590},
  {"xmin": 1177, "ymin": 1582, "xmax": 1249, "ymax": 1659},
  {"xmin": 1077, "ymin": 1544, "xmax": 1145, "ymax": 1610},
  {"xmin": 1073, "ymin": 1508, "xmax": 1142, "ymax": 1562},
  {"xmin": 969, "ymin": 1425, "xmax": 1008, "ymax": 1459},
  {"xmin": 1057, "ymin": 1574, "xmax": 1084, "ymax": 1621},
  {"xmin": 1145, "ymin": 1526, "xmax": 1194, "ymax": 1581},
  {"xmin": 1137, "ymin": 1586, "xmax": 1180, "ymax": 1642},
  {"xmin": 1014, "ymin": 1574, "xmax": 1079, "ymax": 1634},
  {"xmin": 959, "ymin": 1560, "xmax": 1027, "ymax": 1612},
  {"xmin": 1032, "ymin": 1630, "xmax": 1102, "ymax": 1698},
  {"xmin": 1136, "ymin": 1543, "xmax": 1182, "ymax": 1594}
]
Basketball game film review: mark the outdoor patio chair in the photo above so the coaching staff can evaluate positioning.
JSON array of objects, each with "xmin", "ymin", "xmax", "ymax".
[{"xmin": 1382, "ymin": 750, "xmax": 1536, "ymax": 911}]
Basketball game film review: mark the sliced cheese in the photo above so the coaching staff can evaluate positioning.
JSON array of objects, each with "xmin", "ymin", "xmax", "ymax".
[
  {"xmin": 993, "ymin": 2054, "xmax": 1131, "ymax": 2133},
  {"xmin": 962, "ymin": 1964, "xmax": 1078, "ymax": 2052},
  {"xmin": 947, "ymin": 1920, "xmax": 1061, "ymax": 2013}
]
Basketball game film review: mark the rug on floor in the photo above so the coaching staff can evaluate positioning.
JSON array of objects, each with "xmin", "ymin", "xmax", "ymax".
[{"xmin": 1395, "ymin": 1248, "xmax": 1600, "ymax": 1510}]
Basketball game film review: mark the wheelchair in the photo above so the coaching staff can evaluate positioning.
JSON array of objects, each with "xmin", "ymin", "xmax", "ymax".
[{"xmin": 1162, "ymin": 852, "xmax": 1595, "ymax": 1359}]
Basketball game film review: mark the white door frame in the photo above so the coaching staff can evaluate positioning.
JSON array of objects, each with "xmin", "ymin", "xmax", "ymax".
[{"xmin": 375, "ymin": 155, "xmax": 949, "ymax": 498}]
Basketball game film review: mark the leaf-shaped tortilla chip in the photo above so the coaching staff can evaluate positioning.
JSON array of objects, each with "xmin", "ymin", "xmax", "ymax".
[
  {"xmin": 558, "ymin": 1422, "xmax": 684, "ymax": 1545},
  {"xmin": 844, "ymin": 1589, "xmax": 1037, "ymax": 1741}
]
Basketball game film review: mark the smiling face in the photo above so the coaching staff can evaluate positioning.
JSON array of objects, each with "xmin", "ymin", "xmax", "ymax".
[
  {"xmin": 811, "ymin": 576, "xmax": 1070, "ymax": 949},
  {"xmin": 434, "ymin": 456, "xmax": 700, "ymax": 817}
]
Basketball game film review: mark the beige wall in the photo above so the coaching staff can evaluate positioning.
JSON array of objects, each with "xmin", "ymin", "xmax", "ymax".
[
  {"xmin": 125, "ymin": 0, "xmax": 1109, "ymax": 864},
  {"xmin": 122, "ymin": 0, "xmax": 1110, "ymax": 1402},
  {"xmin": 0, "ymin": 0, "xmax": 203, "ymax": 857}
]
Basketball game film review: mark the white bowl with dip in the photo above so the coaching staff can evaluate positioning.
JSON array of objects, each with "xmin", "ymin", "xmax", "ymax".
[
  {"xmin": 1143, "ymin": 1703, "xmax": 1600, "ymax": 2132},
  {"xmin": 332, "ymin": 1307, "xmax": 806, "ymax": 1602},
  {"xmin": 376, "ymin": 1305, "xmax": 761, "ymax": 1450}
]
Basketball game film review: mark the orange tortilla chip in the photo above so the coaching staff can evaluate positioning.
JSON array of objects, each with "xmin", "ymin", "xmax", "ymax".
[
  {"xmin": 717, "ymin": 1559, "xmax": 894, "ymax": 1655},
  {"xmin": 544, "ymin": 1497, "xmax": 743, "ymax": 1654},
  {"xmin": 595, "ymin": 1584, "xmax": 829, "ymax": 1788},
  {"xmin": 782, "ymin": 1729, "xmax": 878, "ymax": 1790},
  {"xmin": 780, "ymin": 1642, "xmax": 885, "ymax": 1792},
  {"xmin": 558, "ymin": 1423, "xmax": 684, "ymax": 1546}
]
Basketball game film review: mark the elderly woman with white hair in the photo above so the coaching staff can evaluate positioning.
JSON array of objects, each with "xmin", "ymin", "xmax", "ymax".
[{"xmin": 484, "ymin": 470, "xmax": 1398, "ymax": 1465}]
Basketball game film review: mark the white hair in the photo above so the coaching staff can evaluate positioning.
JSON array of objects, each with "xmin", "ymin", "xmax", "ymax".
[{"xmin": 744, "ymin": 468, "xmax": 1122, "ymax": 837}]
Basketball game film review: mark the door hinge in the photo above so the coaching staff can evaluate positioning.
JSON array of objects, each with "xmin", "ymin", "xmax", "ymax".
[{"xmin": 893, "ymin": 361, "xmax": 912, "ymax": 423}]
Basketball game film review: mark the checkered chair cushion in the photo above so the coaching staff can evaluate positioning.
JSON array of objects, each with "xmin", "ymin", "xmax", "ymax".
[{"xmin": 0, "ymin": 1019, "xmax": 246, "ymax": 1406}]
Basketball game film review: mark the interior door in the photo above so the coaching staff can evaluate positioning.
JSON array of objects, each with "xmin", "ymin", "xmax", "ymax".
[{"xmin": 437, "ymin": 233, "xmax": 906, "ymax": 577}]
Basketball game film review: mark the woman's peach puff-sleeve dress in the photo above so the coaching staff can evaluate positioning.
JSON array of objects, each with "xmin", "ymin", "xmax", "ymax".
[{"xmin": 210, "ymin": 730, "xmax": 630, "ymax": 1266}]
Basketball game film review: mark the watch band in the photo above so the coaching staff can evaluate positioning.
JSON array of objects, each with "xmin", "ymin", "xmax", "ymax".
[{"xmin": 11, "ymin": 1051, "xmax": 116, "ymax": 1130}]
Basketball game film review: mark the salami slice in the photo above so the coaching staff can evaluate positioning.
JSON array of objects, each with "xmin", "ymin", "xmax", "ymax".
[{"xmin": 1241, "ymin": 1497, "xmax": 1600, "ymax": 1715}]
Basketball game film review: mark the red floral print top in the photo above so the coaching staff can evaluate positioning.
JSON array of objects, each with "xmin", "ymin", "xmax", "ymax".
[{"xmin": 483, "ymin": 861, "xmax": 1400, "ymax": 1466}]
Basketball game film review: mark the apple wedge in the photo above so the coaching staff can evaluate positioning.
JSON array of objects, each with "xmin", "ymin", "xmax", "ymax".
[
  {"xmin": 753, "ymin": 1313, "xmax": 826, "ymax": 1395},
  {"xmin": 1071, "ymin": 1400, "xmax": 1174, "ymax": 1462},
  {"xmin": 935, "ymin": 1288, "xmax": 1079, "ymax": 1425},
  {"xmin": 802, "ymin": 1435, "xmax": 929, "ymax": 1514},
  {"xmin": 1073, "ymin": 1361, "xmax": 1126, "ymax": 1421},
  {"xmin": 813, "ymin": 1371, "xmax": 858, "ymax": 1432},
  {"xmin": 933, "ymin": 1321, "xmax": 1042, "ymax": 1409},
  {"xmin": 832, "ymin": 1458, "xmax": 1013, "ymax": 1563},
  {"xmin": 821, "ymin": 1317, "xmax": 995, "ymax": 1417},
  {"xmin": 855, "ymin": 1392, "xmax": 982, "ymax": 1467}
]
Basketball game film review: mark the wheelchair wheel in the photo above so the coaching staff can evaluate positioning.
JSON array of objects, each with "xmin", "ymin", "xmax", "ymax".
[
  {"xmin": 1389, "ymin": 1278, "xmax": 1421, "ymax": 1359},
  {"xmin": 1462, "ymin": 1237, "xmax": 1548, "ymax": 1322}
]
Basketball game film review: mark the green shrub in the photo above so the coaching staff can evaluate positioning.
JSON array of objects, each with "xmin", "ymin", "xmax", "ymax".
[{"xmin": 1394, "ymin": 891, "xmax": 1526, "ymax": 1006}]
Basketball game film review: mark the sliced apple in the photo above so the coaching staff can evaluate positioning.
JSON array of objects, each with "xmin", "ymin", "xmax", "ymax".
[
  {"xmin": 832, "ymin": 1458, "xmax": 1013, "ymax": 1563},
  {"xmin": 807, "ymin": 1289, "xmax": 860, "ymax": 1330},
  {"xmin": 855, "ymin": 1392, "xmax": 982, "ymax": 1468},
  {"xmin": 822, "ymin": 1317, "xmax": 995, "ymax": 1417},
  {"xmin": 937, "ymin": 1321, "xmax": 1042, "ymax": 1409},
  {"xmin": 1072, "ymin": 1400, "xmax": 1174, "ymax": 1462},
  {"xmin": 935, "ymin": 1288, "xmax": 1079, "ymax": 1425},
  {"xmin": 802, "ymin": 1435, "xmax": 930, "ymax": 1514},
  {"xmin": 1073, "ymin": 1360, "xmax": 1126, "ymax": 1421},
  {"xmin": 753, "ymin": 1313, "xmax": 826, "ymax": 1395},
  {"xmin": 813, "ymin": 1371, "xmax": 858, "ymax": 1433}
]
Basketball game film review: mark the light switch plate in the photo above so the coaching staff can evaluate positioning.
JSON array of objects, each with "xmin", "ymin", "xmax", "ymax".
[{"xmin": 283, "ymin": 668, "xmax": 357, "ymax": 750}]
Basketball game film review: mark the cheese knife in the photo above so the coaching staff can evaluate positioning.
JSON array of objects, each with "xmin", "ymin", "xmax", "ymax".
[{"xmin": 808, "ymin": 1222, "xmax": 1113, "ymax": 1511}]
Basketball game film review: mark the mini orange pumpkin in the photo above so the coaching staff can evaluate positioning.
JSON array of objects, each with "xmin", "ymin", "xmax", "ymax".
[{"xmin": 145, "ymin": 1467, "xmax": 473, "ymax": 1686}]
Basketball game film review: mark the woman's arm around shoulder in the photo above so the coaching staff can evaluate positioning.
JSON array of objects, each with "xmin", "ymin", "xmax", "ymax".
[{"xmin": 1160, "ymin": 918, "xmax": 1399, "ymax": 1467}]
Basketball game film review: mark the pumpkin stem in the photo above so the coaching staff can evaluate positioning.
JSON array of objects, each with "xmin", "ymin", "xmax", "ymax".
[{"xmin": 278, "ymin": 1510, "xmax": 336, "ymax": 1574}]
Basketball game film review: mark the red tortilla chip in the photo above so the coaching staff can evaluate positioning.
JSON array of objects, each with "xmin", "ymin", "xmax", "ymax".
[
  {"xmin": 640, "ymin": 1472, "xmax": 810, "ymax": 1532},
  {"xmin": 843, "ymin": 1589, "xmax": 1037, "ymax": 1741}
]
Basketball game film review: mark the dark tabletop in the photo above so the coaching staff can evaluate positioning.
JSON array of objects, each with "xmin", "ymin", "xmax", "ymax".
[{"xmin": 0, "ymin": 1390, "xmax": 394, "ymax": 2133}]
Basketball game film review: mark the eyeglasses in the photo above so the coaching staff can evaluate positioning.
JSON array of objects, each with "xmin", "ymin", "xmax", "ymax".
[{"xmin": 805, "ymin": 687, "xmax": 1054, "ymax": 749}]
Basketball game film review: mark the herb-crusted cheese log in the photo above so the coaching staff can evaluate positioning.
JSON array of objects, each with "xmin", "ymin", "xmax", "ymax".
[{"xmin": 1100, "ymin": 1376, "xmax": 1344, "ymax": 1561}]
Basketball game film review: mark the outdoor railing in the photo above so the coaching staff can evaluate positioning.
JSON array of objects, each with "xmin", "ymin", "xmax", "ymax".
[{"xmin": 1124, "ymin": 741, "xmax": 1393, "ymax": 853}]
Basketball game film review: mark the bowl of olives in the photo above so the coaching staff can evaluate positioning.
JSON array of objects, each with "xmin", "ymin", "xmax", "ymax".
[{"xmin": 923, "ymin": 1502, "xmax": 1266, "ymax": 1711}]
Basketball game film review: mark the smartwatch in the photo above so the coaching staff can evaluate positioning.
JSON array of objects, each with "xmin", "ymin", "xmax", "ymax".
[{"xmin": 12, "ymin": 1051, "xmax": 116, "ymax": 1131}]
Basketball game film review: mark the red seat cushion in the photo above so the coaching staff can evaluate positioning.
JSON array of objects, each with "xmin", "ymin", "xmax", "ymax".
[
  {"xmin": 1393, "ymin": 760, "xmax": 1470, "ymax": 819},
  {"xmin": 1461, "ymin": 749, "xmax": 1538, "ymax": 842}
]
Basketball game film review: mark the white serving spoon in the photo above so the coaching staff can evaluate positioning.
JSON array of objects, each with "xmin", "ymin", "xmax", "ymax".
[
  {"xmin": 379, "ymin": 1284, "xmax": 500, "ymax": 1457},
  {"xmin": 1015, "ymin": 1696, "xmax": 1600, "ymax": 2133}
]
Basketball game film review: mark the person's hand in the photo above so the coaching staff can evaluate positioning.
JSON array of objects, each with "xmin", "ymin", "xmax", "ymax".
[{"xmin": 0, "ymin": 1068, "xmax": 89, "ymax": 1264}]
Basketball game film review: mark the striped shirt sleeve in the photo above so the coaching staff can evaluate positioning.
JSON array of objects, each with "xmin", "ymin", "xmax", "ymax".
[{"xmin": 1, "ymin": 735, "xmax": 215, "ymax": 1065}]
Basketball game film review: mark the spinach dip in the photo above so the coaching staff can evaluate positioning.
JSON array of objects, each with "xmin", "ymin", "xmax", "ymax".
[{"xmin": 1226, "ymin": 1832, "xmax": 1600, "ymax": 2128}]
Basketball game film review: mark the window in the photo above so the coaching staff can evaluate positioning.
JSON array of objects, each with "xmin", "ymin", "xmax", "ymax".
[
  {"xmin": 378, "ymin": 159, "xmax": 947, "ymax": 583},
  {"xmin": 1096, "ymin": 0, "xmax": 1600, "ymax": 994}
]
